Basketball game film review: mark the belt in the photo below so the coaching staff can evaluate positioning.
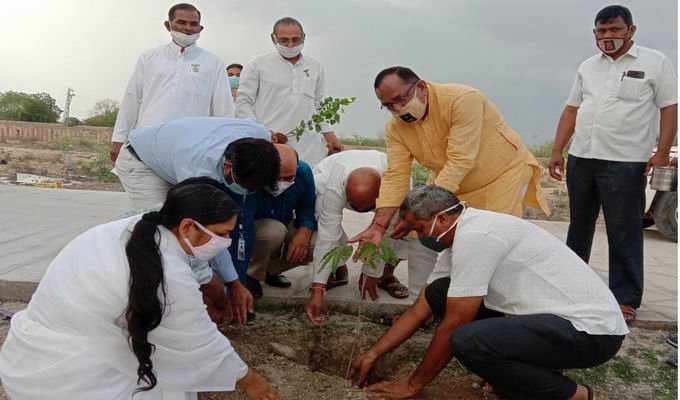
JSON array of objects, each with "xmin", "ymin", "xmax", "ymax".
[{"xmin": 126, "ymin": 143, "xmax": 142, "ymax": 161}]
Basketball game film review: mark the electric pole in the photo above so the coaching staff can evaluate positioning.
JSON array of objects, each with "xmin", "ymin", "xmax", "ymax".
[{"xmin": 63, "ymin": 88, "xmax": 75, "ymax": 126}]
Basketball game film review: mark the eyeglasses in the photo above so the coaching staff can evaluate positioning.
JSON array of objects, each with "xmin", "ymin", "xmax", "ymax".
[
  {"xmin": 380, "ymin": 81, "xmax": 418, "ymax": 111},
  {"xmin": 274, "ymin": 35, "xmax": 304, "ymax": 46}
]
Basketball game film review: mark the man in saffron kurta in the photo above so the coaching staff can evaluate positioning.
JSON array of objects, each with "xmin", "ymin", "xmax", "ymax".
[{"xmin": 351, "ymin": 66, "xmax": 549, "ymax": 247}]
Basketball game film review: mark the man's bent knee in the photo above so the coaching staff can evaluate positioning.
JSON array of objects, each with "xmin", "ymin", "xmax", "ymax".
[{"xmin": 254, "ymin": 219, "xmax": 288, "ymax": 250}]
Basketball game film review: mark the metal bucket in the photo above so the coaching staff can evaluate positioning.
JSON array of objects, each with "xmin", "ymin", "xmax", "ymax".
[{"xmin": 651, "ymin": 166, "xmax": 678, "ymax": 191}]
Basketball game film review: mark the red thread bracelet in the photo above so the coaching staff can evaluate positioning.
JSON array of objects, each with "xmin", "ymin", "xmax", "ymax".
[{"xmin": 372, "ymin": 220, "xmax": 388, "ymax": 231}]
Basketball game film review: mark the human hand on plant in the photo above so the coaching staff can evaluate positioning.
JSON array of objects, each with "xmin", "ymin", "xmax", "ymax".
[
  {"xmin": 287, "ymin": 228, "xmax": 313, "ymax": 263},
  {"xmin": 322, "ymin": 131, "xmax": 344, "ymax": 154},
  {"xmin": 365, "ymin": 377, "xmax": 423, "ymax": 399},
  {"xmin": 304, "ymin": 284, "xmax": 326, "ymax": 326},
  {"xmin": 270, "ymin": 131, "xmax": 288, "ymax": 144},
  {"xmin": 349, "ymin": 350, "xmax": 379, "ymax": 387},
  {"xmin": 348, "ymin": 225, "xmax": 386, "ymax": 252}
]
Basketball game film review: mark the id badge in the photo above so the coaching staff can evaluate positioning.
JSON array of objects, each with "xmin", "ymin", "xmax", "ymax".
[{"xmin": 237, "ymin": 236, "xmax": 246, "ymax": 261}]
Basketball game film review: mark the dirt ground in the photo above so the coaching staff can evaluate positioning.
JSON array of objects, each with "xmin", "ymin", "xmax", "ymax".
[
  {"xmin": 0, "ymin": 302, "xmax": 676, "ymax": 400},
  {"xmin": 0, "ymin": 139, "xmax": 569, "ymax": 222},
  {"xmin": 0, "ymin": 139, "xmax": 123, "ymax": 192}
]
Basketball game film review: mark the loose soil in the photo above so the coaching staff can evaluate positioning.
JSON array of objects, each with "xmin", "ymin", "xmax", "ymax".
[{"xmin": 1, "ymin": 302, "xmax": 675, "ymax": 400}]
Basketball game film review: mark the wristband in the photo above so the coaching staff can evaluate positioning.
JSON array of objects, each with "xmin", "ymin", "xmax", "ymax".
[
  {"xmin": 372, "ymin": 219, "xmax": 388, "ymax": 232},
  {"xmin": 310, "ymin": 286, "xmax": 327, "ymax": 296}
]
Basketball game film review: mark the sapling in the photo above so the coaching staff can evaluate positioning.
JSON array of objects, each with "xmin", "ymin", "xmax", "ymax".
[
  {"xmin": 288, "ymin": 96, "xmax": 356, "ymax": 142},
  {"xmin": 318, "ymin": 240, "xmax": 399, "ymax": 379},
  {"xmin": 319, "ymin": 240, "xmax": 397, "ymax": 277}
]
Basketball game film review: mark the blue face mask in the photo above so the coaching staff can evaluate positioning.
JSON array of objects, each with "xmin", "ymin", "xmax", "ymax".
[
  {"xmin": 418, "ymin": 203, "xmax": 465, "ymax": 252},
  {"xmin": 226, "ymin": 168, "xmax": 252, "ymax": 195},
  {"xmin": 228, "ymin": 75, "xmax": 240, "ymax": 89}
]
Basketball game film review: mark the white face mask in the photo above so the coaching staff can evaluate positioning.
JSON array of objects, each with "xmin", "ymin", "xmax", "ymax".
[
  {"xmin": 269, "ymin": 180, "xmax": 295, "ymax": 197},
  {"xmin": 183, "ymin": 220, "xmax": 231, "ymax": 261},
  {"xmin": 171, "ymin": 30, "xmax": 200, "ymax": 48},
  {"xmin": 275, "ymin": 42, "xmax": 304, "ymax": 59},
  {"xmin": 596, "ymin": 36, "xmax": 627, "ymax": 54}
]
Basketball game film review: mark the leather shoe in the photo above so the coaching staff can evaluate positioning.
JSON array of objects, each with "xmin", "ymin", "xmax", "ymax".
[{"xmin": 265, "ymin": 273, "xmax": 292, "ymax": 288}]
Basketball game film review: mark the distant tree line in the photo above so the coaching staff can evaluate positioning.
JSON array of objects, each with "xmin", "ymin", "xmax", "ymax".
[{"xmin": 0, "ymin": 91, "xmax": 119, "ymax": 127}]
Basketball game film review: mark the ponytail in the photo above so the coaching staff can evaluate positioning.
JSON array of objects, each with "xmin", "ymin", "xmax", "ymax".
[{"xmin": 125, "ymin": 210, "xmax": 167, "ymax": 393}]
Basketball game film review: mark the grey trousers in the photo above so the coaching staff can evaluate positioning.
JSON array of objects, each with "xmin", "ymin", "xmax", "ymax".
[{"xmin": 247, "ymin": 219, "xmax": 315, "ymax": 281}]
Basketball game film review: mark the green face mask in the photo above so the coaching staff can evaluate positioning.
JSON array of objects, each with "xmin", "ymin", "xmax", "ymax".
[{"xmin": 228, "ymin": 75, "xmax": 240, "ymax": 89}]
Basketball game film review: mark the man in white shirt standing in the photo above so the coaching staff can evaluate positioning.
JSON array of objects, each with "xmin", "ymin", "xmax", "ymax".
[
  {"xmin": 235, "ymin": 17, "xmax": 343, "ymax": 167},
  {"xmin": 110, "ymin": 3, "xmax": 234, "ymax": 162},
  {"xmin": 548, "ymin": 5, "xmax": 678, "ymax": 322},
  {"xmin": 304, "ymin": 150, "xmax": 438, "ymax": 325}
]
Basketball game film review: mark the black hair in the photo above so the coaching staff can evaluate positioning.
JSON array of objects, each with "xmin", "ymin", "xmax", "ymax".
[
  {"xmin": 168, "ymin": 3, "xmax": 201, "ymax": 22},
  {"xmin": 223, "ymin": 138, "xmax": 280, "ymax": 192},
  {"xmin": 125, "ymin": 178, "xmax": 238, "ymax": 393},
  {"xmin": 374, "ymin": 66, "xmax": 420, "ymax": 89},
  {"xmin": 595, "ymin": 5, "xmax": 633, "ymax": 26},
  {"xmin": 226, "ymin": 63, "xmax": 243, "ymax": 71},
  {"xmin": 272, "ymin": 17, "xmax": 305, "ymax": 36}
]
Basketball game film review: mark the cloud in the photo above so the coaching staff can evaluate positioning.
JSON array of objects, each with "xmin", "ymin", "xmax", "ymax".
[{"xmin": 2, "ymin": 0, "xmax": 676, "ymax": 143}]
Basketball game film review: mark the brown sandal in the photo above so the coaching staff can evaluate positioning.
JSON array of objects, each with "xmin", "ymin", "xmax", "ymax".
[
  {"xmin": 378, "ymin": 275, "xmax": 409, "ymax": 299},
  {"xmin": 620, "ymin": 304, "xmax": 637, "ymax": 322}
]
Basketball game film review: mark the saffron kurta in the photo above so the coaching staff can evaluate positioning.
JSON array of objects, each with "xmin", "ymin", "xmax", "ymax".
[
  {"xmin": 376, "ymin": 82, "xmax": 550, "ymax": 217},
  {"xmin": 0, "ymin": 216, "xmax": 247, "ymax": 400}
]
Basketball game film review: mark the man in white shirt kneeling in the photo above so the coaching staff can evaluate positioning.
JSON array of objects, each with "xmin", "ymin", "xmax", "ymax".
[{"xmin": 350, "ymin": 185, "xmax": 627, "ymax": 400}]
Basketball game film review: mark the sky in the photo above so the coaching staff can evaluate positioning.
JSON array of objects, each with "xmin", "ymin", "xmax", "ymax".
[{"xmin": 2, "ymin": 0, "xmax": 677, "ymax": 144}]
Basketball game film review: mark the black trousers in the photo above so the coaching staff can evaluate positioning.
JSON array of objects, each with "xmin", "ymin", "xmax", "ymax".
[
  {"xmin": 565, "ymin": 155, "xmax": 647, "ymax": 308},
  {"xmin": 425, "ymin": 278, "xmax": 625, "ymax": 400}
]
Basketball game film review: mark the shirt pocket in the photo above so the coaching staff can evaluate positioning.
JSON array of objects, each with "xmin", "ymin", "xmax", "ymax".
[
  {"xmin": 494, "ymin": 123, "xmax": 520, "ymax": 151},
  {"xmin": 616, "ymin": 77, "xmax": 644, "ymax": 101},
  {"xmin": 301, "ymin": 76, "xmax": 317, "ymax": 99},
  {"xmin": 184, "ymin": 64, "xmax": 211, "ymax": 96}
]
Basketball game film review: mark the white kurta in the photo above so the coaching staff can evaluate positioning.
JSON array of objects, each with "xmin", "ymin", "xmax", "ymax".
[
  {"xmin": 312, "ymin": 150, "xmax": 390, "ymax": 283},
  {"xmin": 235, "ymin": 52, "xmax": 331, "ymax": 167},
  {"xmin": 0, "ymin": 216, "xmax": 247, "ymax": 400},
  {"xmin": 111, "ymin": 42, "xmax": 235, "ymax": 144}
]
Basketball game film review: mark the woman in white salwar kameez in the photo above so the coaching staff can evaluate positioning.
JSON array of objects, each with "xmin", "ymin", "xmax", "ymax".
[{"xmin": 0, "ymin": 179, "xmax": 279, "ymax": 400}]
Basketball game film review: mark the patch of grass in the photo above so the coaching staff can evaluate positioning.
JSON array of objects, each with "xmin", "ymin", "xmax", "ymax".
[
  {"xmin": 412, "ymin": 162, "xmax": 429, "ymax": 186},
  {"xmin": 566, "ymin": 364, "xmax": 609, "ymax": 386},
  {"xmin": 651, "ymin": 363, "xmax": 677, "ymax": 400},
  {"xmin": 609, "ymin": 355, "xmax": 642, "ymax": 384},
  {"xmin": 74, "ymin": 145, "xmax": 117, "ymax": 182},
  {"xmin": 340, "ymin": 134, "xmax": 385, "ymax": 148},
  {"xmin": 528, "ymin": 140, "xmax": 555, "ymax": 159}
]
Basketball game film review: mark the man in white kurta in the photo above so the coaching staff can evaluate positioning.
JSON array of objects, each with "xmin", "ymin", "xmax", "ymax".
[
  {"xmin": 305, "ymin": 150, "xmax": 438, "ymax": 323},
  {"xmin": 0, "ymin": 216, "xmax": 247, "ymax": 400},
  {"xmin": 110, "ymin": 4, "xmax": 234, "ymax": 162},
  {"xmin": 235, "ymin": 17, "xmax": 343, "ymax": 167}
]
